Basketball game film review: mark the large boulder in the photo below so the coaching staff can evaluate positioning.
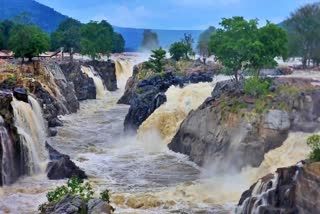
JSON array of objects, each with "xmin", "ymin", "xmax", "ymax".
[
  {"xmin": 46, "ymin": 143, "xmax": 87, "ymax": 180},
  {"xmin": 60, "ymin": 62, "xmax": 96, "ymax": 101},
  {"xmin": 13, "ymin": 87, "xmax": 28, "ymax": 103},
  {"xmin": 237, "ymin": 161, "xmax": 320, "ymax": 214},
  {"xmin": 169, "ymin": 78, "xmax": 320, "ymax": 169}
]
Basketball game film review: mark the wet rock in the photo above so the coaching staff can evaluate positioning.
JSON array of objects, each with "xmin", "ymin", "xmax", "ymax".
[
  {"xmin": 41, "ymin": 195, "xmax": 87, "ymax": 214},
  {"xmin": 13, "ymin": 87, "xmax": 28, "ymax": 103},
  {"xmin": 48, "ymin": 118, "xmax": 63, "ymax": 127},
  {"xmin": 60, "ymin": 62, "xmax": 96, "ymax": 101},
  {"xmin": 86, "ymin": 60, "xmax": 117, "ymax": 91},
  {"xmin": 46, "ymin": 143, "xmax": 87, "ymax": 180},
  {"xmin": 123, "ymin": 71, "xmax": 213, "ymax": 132},
  {"xmin": 48, "ymin": 128, "xmax": 58, "ymax": 137},
  {"xmin": 169, "ymin": 78, "xmax": 320, "ymax": 169},
  {"xmin": 88, "ymin": 199, "xmax": 113, "ymax": 214},
  {"xmin": 237, "ymin": 161, "xmax": 320, "ymax": 214}
]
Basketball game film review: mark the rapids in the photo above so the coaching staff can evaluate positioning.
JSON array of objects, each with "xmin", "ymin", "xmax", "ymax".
[{"xmin": 0, "ymin": 61, "xmax": 316, "ymax": 213}]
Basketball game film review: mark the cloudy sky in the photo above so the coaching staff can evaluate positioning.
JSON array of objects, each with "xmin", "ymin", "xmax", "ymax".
[{"xmin": 36, "ymin": 0, "xmax": 318, "ymax": 30}]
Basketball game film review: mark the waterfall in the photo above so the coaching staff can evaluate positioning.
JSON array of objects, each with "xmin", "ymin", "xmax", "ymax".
[
  {"xmin": 115, "ymin": 60, "xmax": 134, "ymax": 90},
  {"xmin": 0, "ymin": 116, "xmax": 16, "ymax": 185},
  {"xmin": 81, "ymin": 66, "xmax": 106, "ymax": 98},
  {"xmin": 138, "ymin": 76, "xmax": 230, "ymax": 144},
  {"xmin": 11, "ymin": 96, "xmax": 48, "ymax": 175}
]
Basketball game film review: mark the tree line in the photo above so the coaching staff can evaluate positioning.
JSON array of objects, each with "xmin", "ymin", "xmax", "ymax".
[{"xmin": 0, "ymin": 16, "xmax": 125, "ymax": 61}]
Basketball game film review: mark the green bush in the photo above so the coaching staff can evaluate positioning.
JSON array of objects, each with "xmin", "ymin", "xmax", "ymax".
[
  {"xmin": 307, "ymin": 134, "xmax": 320, "ymax": 162},
  {"xmin": 244, "ymin": 76, "xmax": 271, "ymax": 97},
  {"xmin": 100, "ymin": 190, "xmax": 111, "ymax": 203},
  {"xmin": 39, "ymin": 176, "xmax": 94, "ymax": 211}
]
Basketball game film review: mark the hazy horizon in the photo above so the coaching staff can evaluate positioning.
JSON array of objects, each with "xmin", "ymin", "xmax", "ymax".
[{"xmin": 36, "ymin": 0, "xmax": 318, "ymax": 30}]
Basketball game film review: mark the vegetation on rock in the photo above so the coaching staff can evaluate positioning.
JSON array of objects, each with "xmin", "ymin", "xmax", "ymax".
[
  {"xmin": 169, "ymin": 42, "xmax": 189, "ymax": 61},
  {"xmin": 146, "ymin": 48, "xmax": 166, "ymax": 73},
  {"xmin": 307, "ymin": 134, "xmax": 320, "ymax": 162}
]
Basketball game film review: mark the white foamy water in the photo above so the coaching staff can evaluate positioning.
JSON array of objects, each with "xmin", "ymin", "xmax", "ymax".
[
  {"xmin": 81, "ymin": 66, "xmax": 106, "ymax": 98},
  {"xmin": 11, "ymin": 96, "xmax": 48, "ymax": 175}
]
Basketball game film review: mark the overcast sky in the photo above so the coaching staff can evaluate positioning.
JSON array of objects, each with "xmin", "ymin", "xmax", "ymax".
[{"xmin": 36, "ymin": 0, "xmax": 319, "ymax": 30}]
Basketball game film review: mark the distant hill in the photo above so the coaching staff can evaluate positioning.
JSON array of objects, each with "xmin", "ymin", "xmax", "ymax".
[
  {"xmin": 0, "ymin": 0, "xmax": 202, "ymax": 51},
  {"xmin": 0, "ymin": 0, "xmax": 68, "ymax": 32}
]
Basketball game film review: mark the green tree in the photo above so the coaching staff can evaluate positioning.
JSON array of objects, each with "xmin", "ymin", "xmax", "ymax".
[
  {"xmin": 140, "ymin": 30, "xmax": 159, "ymax": 51},
  {"xmin": 169, "ymin": 42, "xmax": 189, "ymax": 61},
  {"xmin": 8, "ymin": 24, "xmax": 50, "ymax": 61},
  {"xmin": 0, "ymin": 20, "xmax": 16, "ymax": 49},
  {"xmin": 80, "ymin": 20, "xmax": 113, "ymax": 59},
  {"xmin": 285, "ymin": 3, "xmax": 320, "ymax": 67},
  {"xmin": 146, "ymin": 48, "xmax": 166, "ymax": 73},
  {"xmin": 51, "ymin": 18, "xmax": 82, "ymax": 54},
  {"xmin": 112, "ymin": 32, "xmax": 125, "ymax": 53},
  {"xmin": 197, "ymin": 26, "xmax": 216, "ymax": 63},
  {"xmin": 209, "ymin": 17, "xmax": 287, "ymax": 82},
  {"xmin": 307, "ymin": 134, "xmax": 320, "ymax": 162}
]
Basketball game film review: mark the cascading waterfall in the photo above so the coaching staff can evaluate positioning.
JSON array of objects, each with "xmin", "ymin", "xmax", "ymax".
[
  {"xmin": 81, "ymin": 66, "xmax": 106, "ymax": 98},
  {"xmin": 115, "ymin": 60, "xmax": 134, "ymax": 90},
  {"xmin": 138, "ymin": 76, "xmax": 230, "ymax": 144},
  {"xmin": 0, "ymin": 116, "xmax": 16, "ymax": 185},
  {"xmin": 11, "ymin": 96, "xmax": 48, "ymax": 175}
]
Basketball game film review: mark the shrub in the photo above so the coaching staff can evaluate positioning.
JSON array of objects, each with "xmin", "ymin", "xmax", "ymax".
[
  {"xmin": 39, "ymin": 176, "xmax": 94, "ymax": 211},
  {"xmin": 255, "ymin": 98, "xmax": 268, "ymax": 114},
  {"xmin": 244, "ymin": 76, "xmax": 271, "ymax": 97},
  {"xmin": 307, "ymin": 134, "xmax": 320, "ymax": 162},
  {"xmin": 100, "ymin": 190, "xmax": 111, "ymax": 203}
]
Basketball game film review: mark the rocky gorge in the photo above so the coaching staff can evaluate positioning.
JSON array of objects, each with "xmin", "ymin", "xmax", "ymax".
[
  {"xmin": 0, "ymin": 55, "xmax": 320, "ymax": 214},
  {"xmin": 0, "ymin": 59, "xmax": 118, "ymax": 186}
]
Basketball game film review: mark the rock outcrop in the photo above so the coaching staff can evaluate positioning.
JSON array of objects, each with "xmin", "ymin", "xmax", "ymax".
[
  {"xmin": 46, "ymin": 143, "xmax": 87, "ymax": 180},
  {"xmin": 123, "ymin": 69, "xmax": 214, "ymax": 132},
  {"xmin": 40, "ymin": 195, "xmax": 113, "ymax": 214},
  {"xmin": 60, "ymin": 62, "xmax": 96, "ymax": 101},
  {"xmin": 86, "ymin": 60, "xmax": 117, "ymax": 91},
  {"xmin": 237, "ymin": 161, "xmax": 320, "ymax": 214},
  {"xmin": 169, "ymin": 78, "xmax": 320, "ymax": 169}
]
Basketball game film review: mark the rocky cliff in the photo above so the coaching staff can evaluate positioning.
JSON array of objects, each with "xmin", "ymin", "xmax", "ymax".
[
  {"xmin": 237, "ymin": 161, "xmax": 320, "ymax": 213},
  {"xmin": 169, "ymin": 78, "xmax": 320, "ymax": 169},
  {"xmin": 122, "ymin": 60, "xmax": 218, "ymax": 132}
]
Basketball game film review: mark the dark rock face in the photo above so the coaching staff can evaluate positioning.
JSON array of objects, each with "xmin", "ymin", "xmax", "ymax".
[
  {"xmin": 46, "ymin": 143, "xmax": 87, "ymax": 180},
  {"xmin": 237, "ymin": 162, "xmax": 320, "ymax": 214},
  {"xmin": 13, "ymin": 87, "xmax": 28, "ymax": 103},
  {"xmin": 123, "ymin": 71, "xmax": 214, "ymax": 132},
  {"xmin": 118, "ymin": 65, "xmax": 140, "ymax": 105},
  {"xmin": 86, "ymin": 60, "xmax": 117, "ymax": 91},
  {"xmin": 40, "ymin": 196, "xmax": 112, "ymax": 214},
  {"xmin": 169, "ymin": 78, "xmax": 320, "ymax": 169},
  {"xmin": 0, "ymin": 92, "xmax": 25, "ymax": 186},
  {"xmin": 41, "ymin": 195, "xmax": 87, "ymax": 214},
  {"xmin": 60, "ymin": 62, "xmax": 96, "ymax": 101}
]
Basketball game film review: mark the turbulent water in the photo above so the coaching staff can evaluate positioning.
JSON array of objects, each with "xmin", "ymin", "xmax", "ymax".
[
  {"xmin": 0, "ymin": 116, "xmax": 16, "ymax": 185},
  {"xmin": 0, "ymin": 61, "xmax": 315, "ymax": 213},
  {"xmin": 11, "ymin": 96, "xmax": 48, "ymax": 175},
  {"xmin": 81, "ymin": 66, "xmax": 106, "ymax": 98}
]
